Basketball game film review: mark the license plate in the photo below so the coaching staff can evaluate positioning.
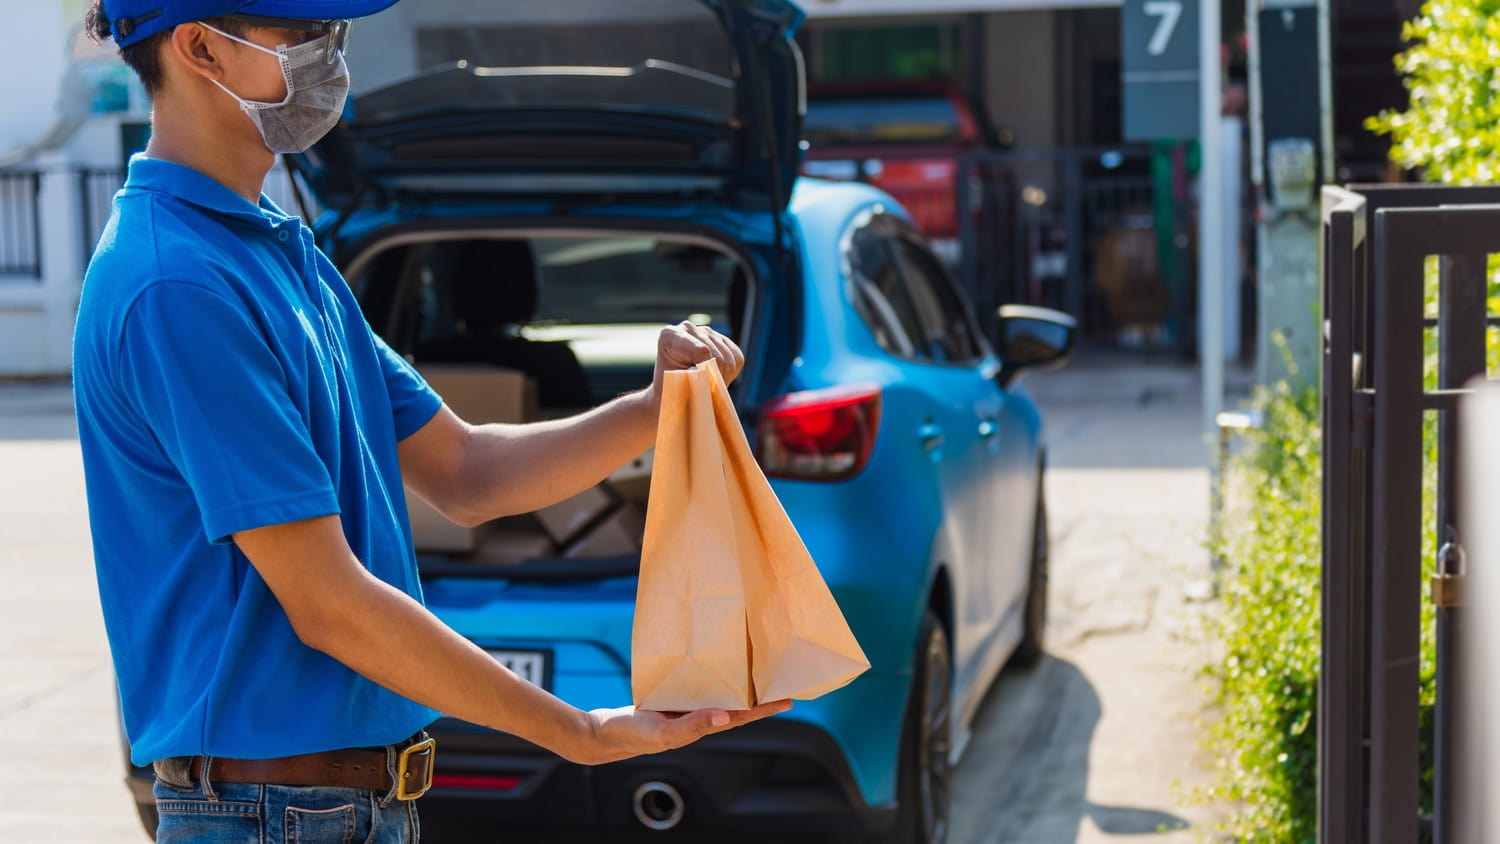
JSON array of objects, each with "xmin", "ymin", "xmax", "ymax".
[{"xmin": 488, "ymin": 650, "xmax": 549, "ymax": 690}]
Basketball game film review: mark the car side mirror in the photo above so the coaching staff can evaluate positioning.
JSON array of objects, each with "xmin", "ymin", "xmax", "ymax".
[{"xmin": 996, "ymin": 305, "xmax": 1077, "ymax": 386}]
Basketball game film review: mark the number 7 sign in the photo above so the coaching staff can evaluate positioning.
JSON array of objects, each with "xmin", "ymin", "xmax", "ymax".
[
  {"xmin": 1145, "ymin": 1, "xmax": 1184, "ymax": 56},
  {"xmin": 1123, "ymin": 0, "xmax": 1202, "ymax": 140}
]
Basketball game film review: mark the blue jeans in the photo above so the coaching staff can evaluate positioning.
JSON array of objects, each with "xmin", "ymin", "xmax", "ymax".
[{"xmin": 152, "ymin": 776, "xmax": 420, "ymax": 843}]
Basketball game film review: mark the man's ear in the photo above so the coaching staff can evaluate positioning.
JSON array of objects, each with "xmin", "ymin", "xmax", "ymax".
[{"xmin": 164, "ymin": 22, "xmax": 227, "ymax": 84}]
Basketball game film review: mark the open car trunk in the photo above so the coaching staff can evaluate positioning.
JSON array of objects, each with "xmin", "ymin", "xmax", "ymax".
[
  {"xmin": 287, "ymin": 0, "xmax": 806, "ymax": 214},
  {"xmin": 345, "ymin": 226, "xmax": 760, "ymax": 580}
]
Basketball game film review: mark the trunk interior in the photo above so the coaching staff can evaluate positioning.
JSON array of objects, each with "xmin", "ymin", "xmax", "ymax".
[{"xmin": 345, "ymin": 227, "xmax": 757, "ymax": 576}]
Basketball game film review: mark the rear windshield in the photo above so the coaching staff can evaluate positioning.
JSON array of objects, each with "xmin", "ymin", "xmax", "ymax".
[
  {"xmin": 351, "ymin": 235, "xmax": 748, "ymax": 410},
  {"xmin": 346, "ymin": 0, "xmax": 737, "ymax": 126},
  {"xmin": 527, "ymin": 238, "xmax": 736, "ymax": 326},
  {"xmin": 804, "ymin": 95, "xmax": 963, "ymax": 147}
]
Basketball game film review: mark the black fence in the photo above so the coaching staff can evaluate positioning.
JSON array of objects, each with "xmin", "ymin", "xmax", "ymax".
[
  {"xmin": 960, "ymin": 146, "xmax": 1181, "ymax": 350},
  {"xmin": 813, "ymin": 145, "xmax": 1194, "ymax": 351},
  {"xmin": 78, "ymin": 168, "xmax": 124, "ymax": 267},
  {"xmin": 0, "ymin": 169, "xmax": 43, "ymax": 278},
  {"xmin": 1320, "ymin": 184, "xmax": 1500, "ymax": 843}
]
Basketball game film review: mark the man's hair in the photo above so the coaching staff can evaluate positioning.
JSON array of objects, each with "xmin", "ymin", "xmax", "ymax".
[{"xmin": 84, "ymin": 2, "xmax": 246, "ymax": 97}]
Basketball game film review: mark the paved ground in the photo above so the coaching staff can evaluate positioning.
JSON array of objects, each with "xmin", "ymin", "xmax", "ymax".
[
  {"xmin": 0, "ymin": 382, "xmax": 144, "ymax": 842},
  {"xmin": 949, "ymin": 359, "xmax": 1234, "ymax": 844},
  {"xmin": 0, "ymin": 358, "xmax": 1233, "ymax": 842}
]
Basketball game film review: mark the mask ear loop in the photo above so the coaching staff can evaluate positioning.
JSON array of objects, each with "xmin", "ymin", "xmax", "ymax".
[{"xmin": 200, "ymin": 22, "xmax": 298, "ymax": 109}]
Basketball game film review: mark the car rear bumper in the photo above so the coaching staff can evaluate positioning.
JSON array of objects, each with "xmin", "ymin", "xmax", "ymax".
[{"xmin": 416, "ymin": 717, "xmax": 895, "ymax": 842}]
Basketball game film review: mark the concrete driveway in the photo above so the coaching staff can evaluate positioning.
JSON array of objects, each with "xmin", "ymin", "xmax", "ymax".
[
  {"xmin": 949, "ymin": 361, "xmax": 1225, "ymax": 843},
  {"xmin": 0, "ymin": 359, "xmax": 1224, "ymax": 842}
]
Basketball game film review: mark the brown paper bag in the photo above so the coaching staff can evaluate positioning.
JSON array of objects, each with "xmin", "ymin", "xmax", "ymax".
[{"xmin": 632, "ymin": 361, "xmax": 870, "ymax": 711}]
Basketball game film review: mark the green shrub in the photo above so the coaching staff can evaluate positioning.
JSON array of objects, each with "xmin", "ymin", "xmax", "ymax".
[
  {"xmin": 1199, "ymin": 377, "xmax": 1322, "ymax": 843},
  {"xmin": 1196, "ymin": 333, "xmax": 1474, "ymax": 840},
  {"xmin": 1197, "ymin": 3, "xmax": 1500, "ymax": 838}
]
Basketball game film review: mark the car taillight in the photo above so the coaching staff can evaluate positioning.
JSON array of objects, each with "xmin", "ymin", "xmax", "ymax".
[
  {"xmin": 757, "ymin": 385, "xmax": 882, "ymax": 481},
  {"xmin": 431, "ymin": 773, "xmax": 524, "ymax": 792}
]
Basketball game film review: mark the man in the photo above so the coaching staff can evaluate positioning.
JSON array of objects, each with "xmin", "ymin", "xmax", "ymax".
[{"xmin": 73, "ymin": 2, "xmax": 787, "ymax": 841}]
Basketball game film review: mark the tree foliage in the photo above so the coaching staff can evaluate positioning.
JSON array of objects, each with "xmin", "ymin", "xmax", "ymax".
[{"xmin": 1368, "ymin": 0, "xmax": 1500, "ymax": 184}]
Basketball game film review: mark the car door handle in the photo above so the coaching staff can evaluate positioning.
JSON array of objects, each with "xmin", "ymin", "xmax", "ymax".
[
  {"xmin": 978, "ymin": 419, "xmax": 999, "ymax": 439},
  {"xmin": 917, "ymin": 422, "xmax": 945, "ymax": 452}
]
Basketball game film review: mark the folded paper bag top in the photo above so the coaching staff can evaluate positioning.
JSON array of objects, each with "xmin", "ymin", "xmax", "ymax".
[{"xmin": 631, "ymin": 360, "xmax": 871, "ymax": 711}]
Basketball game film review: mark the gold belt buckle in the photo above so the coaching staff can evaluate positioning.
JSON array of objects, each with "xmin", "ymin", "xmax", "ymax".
[{"xmin": 395, "ymin": 737, "xmax": 437, "ymax": 801}]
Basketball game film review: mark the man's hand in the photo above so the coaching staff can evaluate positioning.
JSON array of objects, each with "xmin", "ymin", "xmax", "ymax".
[
  {"xmin": 651, "ymin": 321, "xmax": 745, "ymax": 412},
  {"xmin": 568, "ymin": 700, "xmax": 793, "ymax": 766}
]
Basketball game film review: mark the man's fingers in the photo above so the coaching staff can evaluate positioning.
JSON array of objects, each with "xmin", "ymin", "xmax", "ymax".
[
  {"xmin": 729, "ymin": 336, "xmax": 745, "ymax": 377},
  {"xmin": 661, "ymin": 708, "xmax": 730, "ymax": 745},
  {"xmin": 702, "ymin": 700, "xmax": 792, "ymax": 736},
  {"xmin": 735, "ymin": 699, "xmax": 792, "ymax": 724},
  {"xmin": 662, "ymin": 323, "xmax": 714, "ymax": 367},
  {"xmin": 638, "ymin": 700, "xmax": 793, "ymax": 754},
  {"xmin": 681, "ymin": 322, "xmax": 745, "ymax": 383},
  {"xmin": 655, "ymin": 322, "xmax": 746, "ymax": 388},
  {"xmin": 711, "ymin": 333, "xmax": 745, "ymax": 382}
]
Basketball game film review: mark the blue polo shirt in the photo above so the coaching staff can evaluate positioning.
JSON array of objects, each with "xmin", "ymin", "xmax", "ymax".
[{"xmin": 74, "ymin": 156, "xmax": 443, "ymax": 765}]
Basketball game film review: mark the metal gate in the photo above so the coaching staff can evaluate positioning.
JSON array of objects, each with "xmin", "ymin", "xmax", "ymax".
[
  {"xmin": 813, "ymin": 144, "xmax": 1194, "ymax": 351},
  {"xmin": 1320, "ymin": 184, "xmax": 1500, "ymax": 843}
]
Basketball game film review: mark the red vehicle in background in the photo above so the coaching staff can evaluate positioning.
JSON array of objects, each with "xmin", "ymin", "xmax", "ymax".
[{"xmin": 802, "ymin": 79, "xmax": 1010, "ymax": 268}]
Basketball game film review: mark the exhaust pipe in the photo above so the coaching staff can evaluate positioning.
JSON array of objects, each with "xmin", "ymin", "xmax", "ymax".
[{"xmin": 632, "ymin": 781, "xmax": 685, "ymax": 831}]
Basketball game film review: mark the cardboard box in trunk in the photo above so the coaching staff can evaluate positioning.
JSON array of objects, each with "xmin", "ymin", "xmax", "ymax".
[
  {"xmin": 420, "ymin": 364, "xmax": 538, "ymax": 425},
  {"xmin": 608, "ymin": 450, "xmax": 653, "ymax": 505},
  {"xmin": 473, "ymin": 519, "xmax": 557, "ymax": 564},
  {"xmin": 563, "ymin": 502, "xmax": 646, "ymax": 559},
  {"xmin": 406, "ymin": 364, "xmax": 535, "ymax": 553},
  {"xmin": 535, "ymin": 484, "xmax": 616, "ymax": 546}
]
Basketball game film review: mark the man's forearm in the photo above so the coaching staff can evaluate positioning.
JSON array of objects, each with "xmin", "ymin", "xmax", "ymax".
[
  {"xmin": 447, "ymin": 389, "xmax": 657, "ymax": 523},
  {"xmin": 403, "ymin": 322, "xmax": 744, "ymax": 526},
  {"xmin": 235, "ymin": 515, "xmax": 594, "ymax": 760},
  {"xmin": 235, "ymin": 515, "xmax": 788, "ymax": 767},
  {"xmin": 300, "ymin": 566, "xmax": 599, "ymax": 759}
]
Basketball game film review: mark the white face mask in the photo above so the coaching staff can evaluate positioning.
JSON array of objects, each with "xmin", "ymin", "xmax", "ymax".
[{"xmin": 202, "ymin": 23, "xmax": 351, "ymax": 155}]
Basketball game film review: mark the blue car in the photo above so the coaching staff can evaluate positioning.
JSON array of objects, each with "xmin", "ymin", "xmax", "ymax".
[{"xmin": 119, "ymin": 1, "xmax": 1073, "ymax": 841}]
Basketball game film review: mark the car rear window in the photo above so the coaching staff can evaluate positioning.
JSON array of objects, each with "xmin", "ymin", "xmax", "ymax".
[
  {"xmin": 528, "ymin": 238, "xmax": 738, "ymax": 326},
  {"xmin": 804, "ymin": 96, "xmax": 964, "ymax": 147},
  {"xmin": 351, "ymin": 235, "xmax": 748, "ymax": 408},
  {"xmin": 345, "ymin": 0, "xmax": 737, "ymax": 126}
]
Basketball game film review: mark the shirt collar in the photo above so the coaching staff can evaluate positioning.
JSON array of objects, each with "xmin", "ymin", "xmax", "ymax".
[{"xmin": 124, "ymin": 154, "xmax": 295, "ymax": 230}]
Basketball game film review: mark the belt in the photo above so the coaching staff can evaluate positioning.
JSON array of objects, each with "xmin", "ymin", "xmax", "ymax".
[{"xmin": 186, "ymin": 736, "xmax": 436, "ymax": 801}]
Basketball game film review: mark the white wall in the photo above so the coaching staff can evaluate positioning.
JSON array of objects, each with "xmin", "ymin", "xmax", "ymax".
[
  {"xmin": 0, "ymin": 154, "xmax": 87, "ymax": 377},
  {"xmin": 0, "ymin": 3, "xmax": 68, "ymax": 150},
  {"xmin": 0, "ymin": 2, "xmax": 105, "ymax": 376},
  {"xmin": 984, "ymin": 11, "xmax": 1058, "ymax": 149}
]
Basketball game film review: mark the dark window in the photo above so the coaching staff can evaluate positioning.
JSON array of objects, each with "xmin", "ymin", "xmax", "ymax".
[
  {"xmin": 893, "ymin": 238, "xmax": 984, "ymax": 364},
  {"xmin": 811, "ymin": 24, "xmax": 964, "ymax": 82},
  {"xmin": 804, "ymin": 95, "xmax": 963, "ymax": 147},
  {"xmin": 846, "ymin": 219, "xmax": 926, "ymax": 360}
]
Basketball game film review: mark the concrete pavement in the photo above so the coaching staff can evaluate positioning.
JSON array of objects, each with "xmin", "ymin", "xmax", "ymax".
[
  {"xmin": 1, "ymin": 382, "xmax": 144, "ymax": 842},
  {"xmin": 0, "ymin": 359, "xmax": 1229, "ymax": 842},
  {"xmin": 950, "ymin": 359, "xmax": 1228, "ymax": 843}
]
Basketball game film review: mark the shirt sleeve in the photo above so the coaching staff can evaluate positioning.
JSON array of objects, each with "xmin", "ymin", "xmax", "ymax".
[
  {"xmin": 370, "ymin": 329, "xmax": 442, "ymax": 441},
  {"xmin": 117, "ymin": 281, "xmax": 340, "ymax": 544}
]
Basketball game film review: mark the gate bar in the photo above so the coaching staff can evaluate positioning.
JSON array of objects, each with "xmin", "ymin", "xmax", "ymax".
[
  {"xmin": 1319, "ymin": 187, "xmax": 1369, "ymax": 844},
  {"xmin": 1368, "ymin": 209, "xmax": 1426, "ymax": 844}
]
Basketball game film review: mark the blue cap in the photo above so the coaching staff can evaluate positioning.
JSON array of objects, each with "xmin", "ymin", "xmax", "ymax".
[{"xmin": 103, "ymin": 0, "xmax": 400, "ymax": 47}]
